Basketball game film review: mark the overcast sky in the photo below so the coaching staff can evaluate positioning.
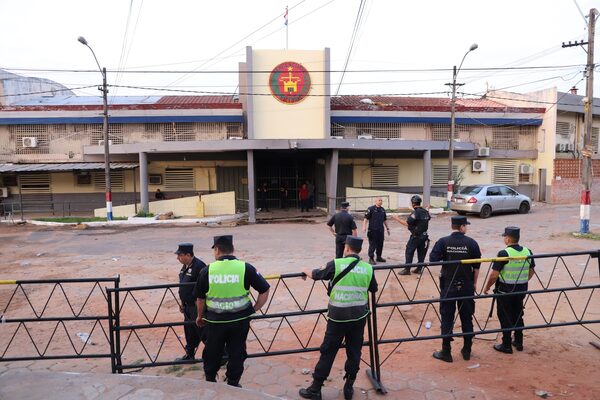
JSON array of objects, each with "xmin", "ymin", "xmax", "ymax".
[{"xmin": 1, "ymin": 0, "xmax": 598, "ymax": 102}]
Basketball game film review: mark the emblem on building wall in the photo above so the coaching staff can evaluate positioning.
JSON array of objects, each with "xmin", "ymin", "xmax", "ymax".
[{"xmin": 269, "ymin": 61, "xmax": 311, "ymax": 104}]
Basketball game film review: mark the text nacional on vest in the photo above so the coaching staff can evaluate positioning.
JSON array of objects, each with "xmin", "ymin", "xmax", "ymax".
[{"xmin": 209, "ymin": 274, "xmax": 241, "ymax": 284}]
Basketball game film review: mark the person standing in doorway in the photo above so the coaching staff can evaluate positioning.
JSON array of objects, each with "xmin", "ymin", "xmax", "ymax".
[
  {"xmin": 280, "ymin": 183, "xmax": 289, "ymax": 209},
  {"xmin": 327, "ymin": 201, "xmax": 358, "ymax": 258},
  {"xmin": 258, "ymin": 182, "xmax": 269, "ymax": 212},
  {"xmin": 362, "ymin": 197, "xmax": 390, "ymax": 265},
  {"xmin": 299, "ymin": 183, "xmax": 310, "ymax": 212}
]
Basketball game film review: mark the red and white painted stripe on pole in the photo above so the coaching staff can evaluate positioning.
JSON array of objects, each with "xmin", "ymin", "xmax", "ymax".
[
  {"xmin": 580, "ymin": 190, "xmax": 590, "ymax": 233},
  {"xmin": 447, "ymin": 180, "xmax": 454, "ymax": 209},
  {"xmin": 106, "ymin": 191, "xmax": 113, "ymax": 221}
]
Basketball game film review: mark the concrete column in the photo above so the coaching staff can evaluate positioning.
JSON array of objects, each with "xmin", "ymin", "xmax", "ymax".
[
  {"xmin": 247, "ymin": 150, "xmax": 256, "ymax": 223},
  {"xmin": 326, "ymin": 149, "xmax": 339, "ymax": 216},
  {"xmin": 139, "ymin": 152, "xmax": 149, "ymax": 213},
  {"xmin": 422, "ymin": 150, "xmax": 431, "ymax": 208}
]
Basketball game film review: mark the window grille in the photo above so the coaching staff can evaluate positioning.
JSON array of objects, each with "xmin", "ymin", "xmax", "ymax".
[
  {"xmin": 93, "ymin": 171, "xmax": 125, "ymax": 191},
  {"xmin": 9, "ymin": 125, "xmax": 50, "ymax": 154},
  {"xmin": 591, "ymin": 127, "xmax": 599, "ymax": 152},
  {"xmin": 371, "ymin": 166, "xmax": 399, "ymax": 187},
  {"xmin": 19, "ymin": 173, "xmax": 51, "ymax": 194},
  {"xmin": 491, "ymin": 126, "xmax": 536, "ymax": 150},
  {"xmin": 556, "ymin": 121, "xmax": 572, "ymax": 138},
  {"xmin": 165, "ymin": 168, "xmax": 195, "ymax": 190},
  {"xmin": 519, "ymin": 173, "xmax": 532, "ymax": 184},
  {"xmin": 492, "ymin": 160, "xmax": 518, "ymax": 185},
  {"xmin": 432, "ymin": 165, "xmax": 458, "ymax": 185}
]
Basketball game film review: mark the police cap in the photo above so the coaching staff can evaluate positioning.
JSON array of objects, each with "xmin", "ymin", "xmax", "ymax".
[
  {"xmin": 175, "ymin": 243, "xmax": 194, "ymax": 255},
  {"xmin": 345, "ymin": 235, "xmax": 363, "ymax": 248},
  {"xmin": 211, "ymin": 235, "xmax": 233, "ymax": 249},
  {"xmin": 411, "ymin": 195, "xmax": 422, "ymax": 205},
  {"xmin": 451, "ymin": 215, "xmax": 471, "ymax": 226},
  {"xmin": 341, "ymin": 201, "xmax": 350, "ymax": 208},
  {"xmin": 502, "ymin": 226, "xmax": 520, "ymax": 240}
]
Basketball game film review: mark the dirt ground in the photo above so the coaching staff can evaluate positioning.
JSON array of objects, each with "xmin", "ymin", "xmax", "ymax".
[{"xmin": 0, "ymin": 202, "xmax": 599, "ymax": 399}]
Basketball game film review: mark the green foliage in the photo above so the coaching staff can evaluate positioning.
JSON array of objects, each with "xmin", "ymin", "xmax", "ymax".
[{"xmin": 135, "ymin": 211, "xmax": 155, "ymax": 217}]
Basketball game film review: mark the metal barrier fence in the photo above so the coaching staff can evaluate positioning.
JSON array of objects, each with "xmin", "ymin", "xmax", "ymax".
[
  {"xmin": 1, "ymin": 200, "xmax": 133, "ymax": 220},
  {"xmin": 0, "ymin": 277, "xmax": 119, "ymax": 362}
]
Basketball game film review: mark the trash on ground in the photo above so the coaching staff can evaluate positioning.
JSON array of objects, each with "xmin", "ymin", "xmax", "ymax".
[{"xmin": 467, "ymin": 363, "xmax": 480, "ymax": 369}]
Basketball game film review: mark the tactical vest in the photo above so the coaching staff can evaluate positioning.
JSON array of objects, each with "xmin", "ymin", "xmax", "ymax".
[
  {"xmin": 205, "ymin": 259, "xmax": 251, "ymax": 323},
  {"xmin": 328, "ymin": 257, "xmax": 373, "ymax": 322},
  {"xmin": 499, "ymin": 246, "xmax": 532, "ymax": 285}
]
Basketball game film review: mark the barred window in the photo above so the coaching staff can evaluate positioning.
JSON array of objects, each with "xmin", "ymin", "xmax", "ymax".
[
  {"xmin": 371, "ymin": 166, "xmax": 399, "ymax": 187},
  {"xmin": 492, "ymin": 126, "xmax": 519, "ymax": 150},
  {"xmin": 556, "ymin": 121, "xmax": 572, "ymax": 138},
  {"xmin": 492, "ymin": 160, "xmax": 518, "ymax": 185},
  {"xmin": 165, "ymin": 168, "xmax": 195, "ymax": 190},
  {"xmin": 93, "ymin": 171, "xmax": 125, "ymax": 191},
  {"xmin": 432, "ymin": 165, "xmax": 458, "ymax": 185}
]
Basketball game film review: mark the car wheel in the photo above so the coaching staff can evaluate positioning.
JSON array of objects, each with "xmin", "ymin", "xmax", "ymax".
[
  {"xmin": 456, "ymin": 211, "xmax": 467, "ymax": 215},
  {"xmin": 519, "ymin": 202, "xmax": 530, "ymax": 214},
  {"xmin": 479, "ymin": 205, "xmax": 492, "ymax": 219}
]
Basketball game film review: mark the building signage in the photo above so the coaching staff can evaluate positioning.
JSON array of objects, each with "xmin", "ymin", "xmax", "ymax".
[{"xmin": 269, "ymin": 61, "xmax": 311, "ymax": 104}]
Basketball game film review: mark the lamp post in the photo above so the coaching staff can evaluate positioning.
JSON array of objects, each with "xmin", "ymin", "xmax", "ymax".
[
  {"xmin": 447, "ymin": 43, "xmax": 478, "ymax": 209},
  {"xmin": 78, "ymin": 36, "xmax": 112, "ymax": 220}
]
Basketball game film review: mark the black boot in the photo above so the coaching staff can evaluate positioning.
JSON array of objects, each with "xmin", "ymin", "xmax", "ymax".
[
  {"xmin": 343, "ymin": 373, "xmax": 356, "ymax": 400},
  {"xmin": 299, "ymin": 380, "xmax": 323, "ymax": 399},
  {"xmin": 461, "ymin": 337, "xmax": 472, "ymax": 361},
  {"xmin": 398, "ymin": 268, "xmax": 411, "ymax": 275},
  {"xmin": 433, "ymin": 339, "xmax": 453, "ymax": 363},
  {"xmin": 226, "ymin": 378, "xmax": 241, "ymax": 388},
  {"xmin": 369, "ymin": 257, "xmax": 376, "ymax": 265},
  {"xmin": 413, "ymin": 266, "xmax": 423, "ymax": 274}
]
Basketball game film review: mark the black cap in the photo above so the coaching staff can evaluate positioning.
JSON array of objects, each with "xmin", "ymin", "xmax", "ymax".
[
  {"xmin": 175, "ymin": 243, "xmax": 194, "ymax": 255},
  {"xmin": 411, "ymin": 195, "xmax": 422, "ymax": 205},
  {"xmin": 502, "ymin": 226, "xmax": 520, "ymax": 239},
  {"xmin": 345, "ymin": 235, "xmax": 363, "ymax": 248},
  {"xmin": 212, "ymin": 235, "xmax": 233, "ymax": 249},
  {"xmin": 451, "ymin": 215, "xmax": 471, "ymax": 226},
  {"xmin": 341, "ymin": 201, "xmax": 350, "ymax": 208}
]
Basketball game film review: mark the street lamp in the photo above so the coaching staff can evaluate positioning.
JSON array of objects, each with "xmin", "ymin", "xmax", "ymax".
[
  {"xmin": 447, "ymin": 43, "xmax": 478, "ymax": 209},
  {"xmin": 78, "ymin": 36, "xmax": 112, "ymax": 220}
]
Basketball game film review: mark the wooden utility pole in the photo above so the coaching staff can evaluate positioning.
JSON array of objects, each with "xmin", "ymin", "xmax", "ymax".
[{"xmin": 580, "ymin": 8, "xmax": 597, "ymax": 233}]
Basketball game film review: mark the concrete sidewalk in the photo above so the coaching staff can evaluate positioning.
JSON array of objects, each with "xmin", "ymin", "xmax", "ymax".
[{"xmin": 0, "ymin": 369, "xmax": 279, "ymax": 400}]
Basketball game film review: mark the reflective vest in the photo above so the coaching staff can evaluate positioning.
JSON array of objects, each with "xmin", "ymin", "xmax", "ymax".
[
  {"xmin": 205, "ymin": 259, "xmax": 251, "ymax": 322},
  {"xmin": 328, "ymin": 257, "xmax": 373, "ymax": 322},
  {"xmin": 499, "ymin": 246, "xmax": 532, "ymax": 285}
]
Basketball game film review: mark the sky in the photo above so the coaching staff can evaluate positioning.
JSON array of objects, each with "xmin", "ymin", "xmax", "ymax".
[{"xmin": 1, "ymin": 0, "xmax": 598, "ymax": 102}]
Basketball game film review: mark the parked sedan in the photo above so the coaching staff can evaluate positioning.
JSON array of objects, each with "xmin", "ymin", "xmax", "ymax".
[{"xmin": 451, "ymin": 184, "xmax": 532, "ymax": 218}]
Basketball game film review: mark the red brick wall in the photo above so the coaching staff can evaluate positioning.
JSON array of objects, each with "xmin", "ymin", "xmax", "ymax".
[{"xmin": 552, "ymin": 160, "xmax": 600, "ymax": 203}]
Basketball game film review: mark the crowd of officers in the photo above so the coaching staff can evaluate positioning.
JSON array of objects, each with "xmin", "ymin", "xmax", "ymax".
[{"xmin": 176, "ymin": 195, "xmax": 534, "ymax": 399}]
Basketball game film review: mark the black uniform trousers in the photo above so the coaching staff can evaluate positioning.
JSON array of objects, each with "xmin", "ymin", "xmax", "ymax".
[
  {"xmin": 367, "ymin": 229, "xmax": 384, "ymax": 259},
  {"xmin": 202, "ymin": 318, "xmax": 250, "ymax": 383},
  {"xmin": 439, "ymin": 278, "xmax": 475, "ymax": 348},
  {"xmin": 496, "ymin": 291, "xmax": 525, "ymax": 346},
  {"xmin": 313, "ymin": 317, "xmax": 367, "ymax": 382},
  {"xmin": 405, "ymin": 234, "xmax": 428, "ymax": 264},
  {"xmin": 183, "ymin": 304, "xmax": 204, "ymax": 355},
  {"xmin": 335, "ymin": 234, "xmax": 348, "ymax": 258}
]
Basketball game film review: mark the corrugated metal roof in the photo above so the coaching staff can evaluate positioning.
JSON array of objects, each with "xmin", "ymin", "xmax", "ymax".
[
  {"xmin": 157, "ymin": 96, "xmax": 240, "ymax": 104},
  {"xmin": 12, "ymin": 96, "xmax": 162, "ymax": 106},
  {"xmin": 557, "ymin": 92, "xmax": 600, "ymax": 115},
  {"xmin": 0, "ymin": 163, "xmax": 138, "ymax": 172}
]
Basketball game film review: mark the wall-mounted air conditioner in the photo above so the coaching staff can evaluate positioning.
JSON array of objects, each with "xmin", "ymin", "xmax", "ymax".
[
  {"xmin": 98, "ymin": 139, "xmax": 113, "ymax": 146},
  {"xmin": 0, "ymin": 187, "xmax": 8, "ymax": 198},
  {"xmin": 519, "ymin": 164, "xmax": 534, "ymax": 175},
  {"xmin": 477, "ymin": 147, "xmax": 490, "ymax": 157},
  {"xmin": 566, "ymin": 143, "xmax": 575, "ymax": 151},
  {"xmin": 22, "ymin": 137, "xmax": 38, "ymax": 148},
  {"xmin": 472, "ymin": 159, "xmax": 487, "ymax": 172}
]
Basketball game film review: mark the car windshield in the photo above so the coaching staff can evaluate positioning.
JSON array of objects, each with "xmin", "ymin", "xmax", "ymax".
[{"xmin": 459, "ymin": 186, "xmax": 482, "ymax": 195}]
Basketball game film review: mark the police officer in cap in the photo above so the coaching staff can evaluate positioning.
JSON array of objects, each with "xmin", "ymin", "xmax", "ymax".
[
  {"xmin": 327, "ymin": 201, "xmax": 358, "ymax": 258},
  {"xmin": 429, "ymin": 215, "xmax": 481, "ymax": 362},
  {"xmin": 484, "ymin": 226, "xmax": 535, "ymax": 353},
  {"xmin": 362, "ymin": 197, "xmax": 390, "ymax": 265},
  {"xmin": 392, "ymin": 195, "xmax": 431, "ymax": 275},
  {"xmin": 194, "ymin": 235, "xmax": 270, "ymax": 387},
  {"xmin": 175, "ymin": 243, "xmax": 207, "ymax": 361},
  {"xmin": 300, "ymin": 236, "xmax": 378, "ymax": 400}
]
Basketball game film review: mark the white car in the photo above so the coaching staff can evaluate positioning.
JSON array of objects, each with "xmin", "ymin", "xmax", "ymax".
[{"xmin": 451, "ymin": 184, "xmax": 532, "ymax": 218}]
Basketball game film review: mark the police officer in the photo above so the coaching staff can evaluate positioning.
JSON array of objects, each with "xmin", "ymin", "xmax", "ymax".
[
  {"xmin": 362, "ymin": 197, "xmax": 390, "ymax": 265},
  {"xmin": 194, "ymin": 235, "xmax": 270, "ymax": 387},
  {"xmin": 484, "ymin": 226, "xmax": 535, "ymax": 353},
  {"xmin": 300, "ymin": 236, "xmax": 377, "ymax": 400},
  {"xmin": 429, "ymin": 215, "xmax": 481, "ymax": 362},
  {"xmin": 327, "ymin": 201, "xmax": 358, "ymax": 258},
  {"xmin": 175, "ymin": 243, "xmax": 207, "ymax": 361},
  {"xmin": 392, "ymin": 195, "xmax": 431, "ymax": 275}
]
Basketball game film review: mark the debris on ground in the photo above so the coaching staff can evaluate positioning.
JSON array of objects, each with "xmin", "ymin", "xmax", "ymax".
[
  {"xmin": 467, "ymin": 364, "xmax": 480, "ymax": 369},
  {"xmin": 76, "ymin": 332, "xmax": 95, "ymax": 345},
  {"xmin": 301, "ymin": 368, "xmax": 311, "ymax": 375},
  {"xmin": 535, "ymin": 389, "xmax": 551, "ymax": 398},
  {"xmin": 158, "ymin": 212, "xmax": 174, "ymax": 220},
  {"xmin": 74, "ymin": 223, "xmax": 88, "ymax": 230}
]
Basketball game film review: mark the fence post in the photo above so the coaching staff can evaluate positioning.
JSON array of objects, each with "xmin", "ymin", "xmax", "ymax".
[
  {"xmin": 107, "ymin": 285, "xmax": 117, "ymax": 373},
  {"xmin": 114, "ymin": 276, "xmax": 123, "ymax": 373},
  {"xmin": 366, "ymin": 290, "xmax": 386, "ymax": 393}
]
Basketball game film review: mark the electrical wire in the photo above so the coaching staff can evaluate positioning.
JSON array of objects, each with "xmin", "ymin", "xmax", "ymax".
[
  {"xmin": 0, "ymin": 85, "xmax": 98, "ymax": 98},
  {"xmin": 336, "ymin": 0, "xmax": 367, "ymax": 96}
]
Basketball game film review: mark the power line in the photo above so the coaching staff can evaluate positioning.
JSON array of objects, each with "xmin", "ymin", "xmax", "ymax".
[
  {"xmin": 0, "ymin": 85, "xmax": 98, "ymax": 98},
  {"xmin": 336, "ymin": 0, "xmax": 367, "ymax": 96}
]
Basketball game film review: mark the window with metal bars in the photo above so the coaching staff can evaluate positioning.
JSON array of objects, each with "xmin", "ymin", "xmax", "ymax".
[
  {"xmin": 492, "ymin": 160, "xmax": 517, "ymax": 185},
  {"xmin": 491, "ymin": 127, "xmax": 520, "ymax": 150},
  {"xmin": 165, "ymin": 168, "xmax": 195, "ymax": 190},
  {"xmin": 430, "ymin": 124, "xmax": 470, "ymax": 141},
  {"xmin": 556, "ymin": 121, "xmax": 572, "ymax": 138},
  {"xmin": 371, "ymin": 166, "xmax": 399, "ymax": 187},
  {"xmin": 9, "ymin": 125, "xmax": 50, "ymax": 154},
  {"xmin": 432, "ymin": 165, "xmax": 458, "ymax": 185},
  {"xmin": 93, "ymin": 171, "xmax": 125, "ymax": 191},
  {"xmin": 19, "ymin": 173, "xmax": 51, "ymax": 193}
]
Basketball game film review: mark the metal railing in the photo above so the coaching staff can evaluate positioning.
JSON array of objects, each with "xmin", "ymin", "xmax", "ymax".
[{"xmin": 1, "ymin": 200, "xmax": 133, "ymax": 219}]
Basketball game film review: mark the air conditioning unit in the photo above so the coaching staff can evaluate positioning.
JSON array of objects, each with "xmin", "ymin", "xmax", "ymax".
[
  {"xmin": 358, "ymin": 134, "xmax": 373, "ymax": 140},
  {"xmin": 0, "ymin": 187, "xmax": 8, "ymax": 198},
  {"xmin": 566, "ymin": 143, "xmax": 575, "ymax": 151},
  {"xmin": 477, "ymin": 147, "xmax": 490, "ymax": 157},
  {"xmin": 472, "ymin": 159, "xmax": 487, "ymax": 172},
  {"xmin": 555, "ymin": 143, "xmax": 568, "ymax": 152},
  {"xmin": 98, "ymin": 139, "xmax": 113, "ymax": 146},
  {"xmin": 22, "ymin": 137, "xmax": 38, "ymax": 148},
  {"xmin": 227, "ymin": 136, "xmax": 243, "ymax": 140},
  {"xmin": 519, "ymin": 164, "xmax": 534, "ymax": 174}
]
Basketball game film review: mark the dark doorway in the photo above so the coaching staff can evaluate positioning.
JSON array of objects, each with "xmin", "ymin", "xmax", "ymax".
[{"xmin": 216, "ymin": 167, "xmax": 248, "ymax": 212}]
